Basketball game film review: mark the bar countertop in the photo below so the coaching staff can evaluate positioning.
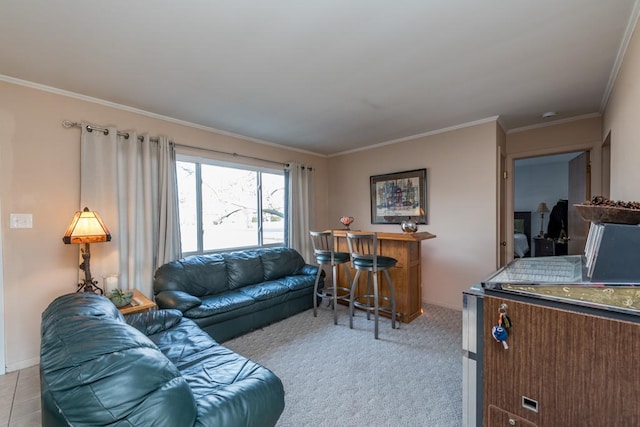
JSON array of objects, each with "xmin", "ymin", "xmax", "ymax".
[{"xmin": 330, "ymin": 229, "xmax": 436, "ymax": 241}]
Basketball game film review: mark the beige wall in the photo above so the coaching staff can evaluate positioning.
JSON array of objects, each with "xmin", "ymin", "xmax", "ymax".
[
  {"xmin": 506, "ymin": 116, "xmax": 603, "ymax": 157},
  {"xmin": 603, "ymin": 21, "xmax": 640, "ymax": 201},
  {"xmin": 0, "ymin": 81, "xmax": 329, "ymax": 370},
  {"xmin": 506, "ymin": 116, "xmax": 604, "ymax": 201},
  {"xmin": 328, "ymin": 121, "xmax": 499, "ymax": 310}
]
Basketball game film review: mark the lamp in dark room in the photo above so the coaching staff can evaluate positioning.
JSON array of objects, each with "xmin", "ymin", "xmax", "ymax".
[
  {"xmin": 536, "ymin": 202, "xmax": 550, "ymax": 238},
  {"xmin": 63, "ymin": 207, "xmax": 111, "ymax": 293}
]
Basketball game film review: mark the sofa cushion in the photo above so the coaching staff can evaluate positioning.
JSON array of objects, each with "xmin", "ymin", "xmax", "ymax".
[
  {"xmin": 185, "ymin": 292, "xmax": 255, "ymax": 318},
  {"xmin": 155, "ymin": 290, "xmax": 202, "ymax": 312},
  {"xmin": 239, "ymin": 281, "xmax": 291, "ymax": 301},
  {"xmin": 41, "ymin": 290, "xmax": 124, "ymax": 328},
  {"xmin": 154, "ymin": 255, "xmax": 228, "ymax": 297},
  {"xmin": 145, "ymin": 317, "xmax": 285, "ymax": 427},
  {"xmin": 41, "ymin": 293, "xmax": 197, "ymax": 427},
  {"xmin": 225, "ymin": 251, "xmax": 264, "ymax": 289},
  {"xmin": 260, "ymin": 247, "xmax": 306, "ymax": 280},
  {"xmin": 182, "ymin": 255, "xmax": 229, "ymax": 296},
  {"xmin": 125, "ymin": 309, "xmax": 185, "ymax": 335},
  {"xmin": 282, "ymin": 275, "xmax": 318, "ymax": 292}
]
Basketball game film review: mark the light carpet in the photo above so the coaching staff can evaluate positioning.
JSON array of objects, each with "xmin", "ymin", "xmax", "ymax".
[{"xmin": 224, "ymin": 303, "xmax": 463, "ymax": 427}]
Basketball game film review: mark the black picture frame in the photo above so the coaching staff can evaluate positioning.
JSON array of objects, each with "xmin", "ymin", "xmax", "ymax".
[{"xmin": 370, "ymin": 168, "xmax": 427, "ymax": 224}]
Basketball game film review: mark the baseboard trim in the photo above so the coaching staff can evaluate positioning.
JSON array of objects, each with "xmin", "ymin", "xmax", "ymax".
[{"xmin": 6, "ymin": 356, "xmax": 40, "ymax": 373}]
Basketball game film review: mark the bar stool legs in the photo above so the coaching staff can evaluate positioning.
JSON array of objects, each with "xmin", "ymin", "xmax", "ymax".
[
  {"xmin": 313, "ymin": 262, "xmax": 351, "ymax": 325},
  {"xmin": 349, "ymin": 269, "xmax": 396, "ymax": 339}
]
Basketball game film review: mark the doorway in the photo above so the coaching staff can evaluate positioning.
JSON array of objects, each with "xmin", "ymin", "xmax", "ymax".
[{"xmin": 514, "ymin": 151, "xmax": 589, "ymax": 257}]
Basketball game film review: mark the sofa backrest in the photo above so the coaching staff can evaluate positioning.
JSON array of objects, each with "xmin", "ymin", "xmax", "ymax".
[
  {"xmin": 154, "ymin": 247, "xmax": 307, "ymax": 297},
  {"xmin": 40, "ymin": 293, "xmax": 197, "ymax": 427}
]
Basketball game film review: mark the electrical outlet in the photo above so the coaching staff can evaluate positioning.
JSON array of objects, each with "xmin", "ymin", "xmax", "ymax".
[{"xmin": 10, "ymin": 213, "xmax": 33, "ymax": 229}]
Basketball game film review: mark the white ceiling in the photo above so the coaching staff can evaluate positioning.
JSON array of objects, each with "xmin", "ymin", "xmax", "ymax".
[{"xmin": 1, "ymin": 1, "xmax": 638, "ymax": 156}]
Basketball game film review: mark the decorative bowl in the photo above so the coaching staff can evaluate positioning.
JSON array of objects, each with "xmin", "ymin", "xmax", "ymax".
[
  {"xmin": 339, "ymin": 216, "xmax": 354, "ymax": 229},
  {"xmin": 108, "ymin": 289, "xmax": 134, "ymax": 307},
  {"xmin": 574, "ymin": 204, "xmax": 640, "ymax": 225},
  {"xmin": 401, "ymin": 219, "xmax": 418, "ymax": 233}
]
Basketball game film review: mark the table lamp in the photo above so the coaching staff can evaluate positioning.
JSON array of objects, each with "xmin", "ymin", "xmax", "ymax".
[
  {"xmin": 63, "ymin": 207, "xmax": 111, "ymax": 293},
  {"xmin": 536, "ymin": 202, "xmax": 550, "ymax": 237}
]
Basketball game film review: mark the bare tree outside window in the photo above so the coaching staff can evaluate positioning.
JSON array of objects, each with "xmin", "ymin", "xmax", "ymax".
[{"xmin": 176, "ymin": 160, "xmax": 285, "ymax": 254}]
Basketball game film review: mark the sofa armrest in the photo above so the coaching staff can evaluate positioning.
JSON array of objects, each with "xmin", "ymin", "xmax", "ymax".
[
  {"xmin": 125, "ymin": 309, "xmax": 184, "ymax": 335},
  {"xmin": 299, "ymin": 264, "xmax": 322, "ymax": 277},
  {"xmin": 155, "ymin": 290, "xmax": 201, "ymax": 312}
]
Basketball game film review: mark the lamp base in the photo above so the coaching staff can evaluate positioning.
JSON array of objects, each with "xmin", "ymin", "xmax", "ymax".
[{"xmin": 77, "ymin": 278, "xmax": 104, "ymax": 294}]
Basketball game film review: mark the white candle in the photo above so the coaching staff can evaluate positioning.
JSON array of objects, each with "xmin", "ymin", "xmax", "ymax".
[{"xmin": 104, "ymin": 274, "xmax": 119, "ymax": 294}]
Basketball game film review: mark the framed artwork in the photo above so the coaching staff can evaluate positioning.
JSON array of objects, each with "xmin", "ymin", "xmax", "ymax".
[{"xmin": 370, "ymin": 168, "xmax": 427, "ymax": 224}]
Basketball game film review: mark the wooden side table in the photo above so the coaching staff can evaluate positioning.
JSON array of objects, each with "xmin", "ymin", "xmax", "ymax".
[
  {"xmin": 117, "ymin": 289, "xmax": 157, "ymax": 315},
  {"xmin": 533, "ymin": 237, "xmax": 554, "ymax": 257}
]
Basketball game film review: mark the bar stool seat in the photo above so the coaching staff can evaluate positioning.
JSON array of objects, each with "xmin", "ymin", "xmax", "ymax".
[
  {"xmin": 309, "ymin": 230, "xmax": 352, "ymax": 325},
  {"xmin": 346, "ymin": 231, "xmax": 397, "ymax": 339}
]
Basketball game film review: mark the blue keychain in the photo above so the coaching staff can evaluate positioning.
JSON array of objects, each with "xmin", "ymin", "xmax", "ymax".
[{"xmin": 492, "ymin": 311, "xmax": 509, "ymax": 350}]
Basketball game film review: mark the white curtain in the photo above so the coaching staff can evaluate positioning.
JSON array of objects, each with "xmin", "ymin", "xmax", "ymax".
[
  {"xmin": 80, "ymin": 124, "xmax": 181, "ymax": 297},
  {"xmin": 287, "ymin": 163, "xmax": 314, "ymax": 263}
]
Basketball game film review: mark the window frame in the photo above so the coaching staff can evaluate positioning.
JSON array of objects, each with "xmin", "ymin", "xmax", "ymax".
[{"xmin": 176, "ymin": 153, "xmax": 287, "ymax": 256}]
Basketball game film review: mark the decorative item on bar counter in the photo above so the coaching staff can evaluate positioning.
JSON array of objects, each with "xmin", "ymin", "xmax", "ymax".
[
  {"xmin": 339, "ymin": 216, "xmax": 354, "ymax": 230},
  {"xmin": 401, "ymin": 217, "xmax": 418, "ymax": 233}
]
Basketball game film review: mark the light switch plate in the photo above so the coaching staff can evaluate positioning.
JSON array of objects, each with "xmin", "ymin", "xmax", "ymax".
[{"xmin": 10, "ymin": 213, "xmax": 33, "ymax": 229}]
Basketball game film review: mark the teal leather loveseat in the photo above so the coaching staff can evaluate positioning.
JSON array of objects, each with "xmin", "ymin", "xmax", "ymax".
[
  {"xmin": 40, "ymin": 293, "xmax": 284, "ymax": 427},
  {"xmin": 153, "ymin": 247, "xmax": 321, "ymax": 342}
]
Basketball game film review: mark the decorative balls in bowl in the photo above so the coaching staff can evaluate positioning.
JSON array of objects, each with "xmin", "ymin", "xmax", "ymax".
[
  {"xmin": 108, "ymin": 289, "xmax": 134, "ymax": 307},
  {"xmin": 339, "ymin": 216, "xmax": 354, "ymax": 229}
]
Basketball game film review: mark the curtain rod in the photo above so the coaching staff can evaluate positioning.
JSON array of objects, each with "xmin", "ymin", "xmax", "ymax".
[
  {"xmin": 62, "ymin": 120, "xmax": 163, "ymax": 143},
  {"xmin": 61, "ymin": 120, "xmax": 292, "ymax": 168}
]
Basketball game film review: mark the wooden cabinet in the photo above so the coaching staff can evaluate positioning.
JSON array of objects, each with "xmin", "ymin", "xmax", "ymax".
[
  {"xmin": 488, "ymin": 405, "xmax": 537, "ymax": 427},
  {"xmin": 533, "ymin": 237, "xmax": 567, "ymax": 257},
  {"xmin": 332, "ymin": 230, "xmax": 435, "ymax": 323},
  {"xmin": 533, "ymin": 237, "xmax": 554, "ymax": 256},
  {"xmin": 483, "ymin": 296, "xmax": 640, "ymax": 426}
]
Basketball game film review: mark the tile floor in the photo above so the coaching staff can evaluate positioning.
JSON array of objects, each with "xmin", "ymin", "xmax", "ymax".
[{"xmin": 0, "ymin": 366, "xmax": 41, "ymax": 427}]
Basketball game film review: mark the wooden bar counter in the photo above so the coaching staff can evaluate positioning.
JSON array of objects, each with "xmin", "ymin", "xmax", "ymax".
[{"xmin": 331, "ymin": 230, "xmax": 436, "ymax": 323}]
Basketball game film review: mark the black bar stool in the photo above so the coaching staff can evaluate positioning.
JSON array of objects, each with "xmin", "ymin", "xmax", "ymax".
[
  {"xmin": 346, "ymin": 231, "xmax": 397, "ymax": 339},
  {"xmin": 309, "ymin": 230, "xmax": 352, "ymax": 325}
]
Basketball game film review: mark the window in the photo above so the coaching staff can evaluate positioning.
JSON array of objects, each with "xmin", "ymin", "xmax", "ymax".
[{"xmin": 176, "ymin": 156, "xmax": 286, "ymax": 255}]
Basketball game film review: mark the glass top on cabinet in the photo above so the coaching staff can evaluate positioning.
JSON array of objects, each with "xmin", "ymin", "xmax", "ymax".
[
  {"xmin": 481, "ymin": 255, "xmax": 640, "ymax": 314},
  {"xmin": 482, "ymin": 255, "xmax": 585, "ymax": 288}
]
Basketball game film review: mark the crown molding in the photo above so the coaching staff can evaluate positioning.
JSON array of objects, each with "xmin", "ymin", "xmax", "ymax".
[
  {"xmin": 507, "ymin": 112, "xmax": 602, "ymax": 135},
  {"xmin": 329, "ymin": 116, "xmax": 500, "ymax": 157},
  {"xmin": 0, "ymin": 74, "xmax": 327, "ymax": 158},
  {"xmin": 600, "ymin": 0, "xmax": 640, "ymax": 111}
]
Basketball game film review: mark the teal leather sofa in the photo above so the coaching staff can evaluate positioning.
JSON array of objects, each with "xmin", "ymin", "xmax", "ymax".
[
  {"xmin": 153, "ymin": 247, "xmax": 321, "ymax": 342},
  {"xmin": 40, "ymin": 293, "xmax": 284, "ymax": 427}
]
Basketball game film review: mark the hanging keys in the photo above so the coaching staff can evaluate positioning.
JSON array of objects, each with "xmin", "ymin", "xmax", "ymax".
[
  {"xmin": 493, "ymin": 304, "xmax": 510, "ymax": 350},
  {"xmin": 492, "ymin": 324, "xmax": 509, "ymax": 349},
  {"xmin": 499, "ymin": 303, "xmax": 512, "ymax": 329},
  {"xmin": 501, "ymin": 312, "xmax": 512, "ymax": 329}
]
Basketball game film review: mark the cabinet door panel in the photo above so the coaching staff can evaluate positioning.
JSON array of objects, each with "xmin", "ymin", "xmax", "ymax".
[
  {"xmin": 483, "ymin": 296, "xmax": 640, "ymax": 426},
  {"xmin": 488, "ymin": 405, "xmax": 537, "ymax": 427}
]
